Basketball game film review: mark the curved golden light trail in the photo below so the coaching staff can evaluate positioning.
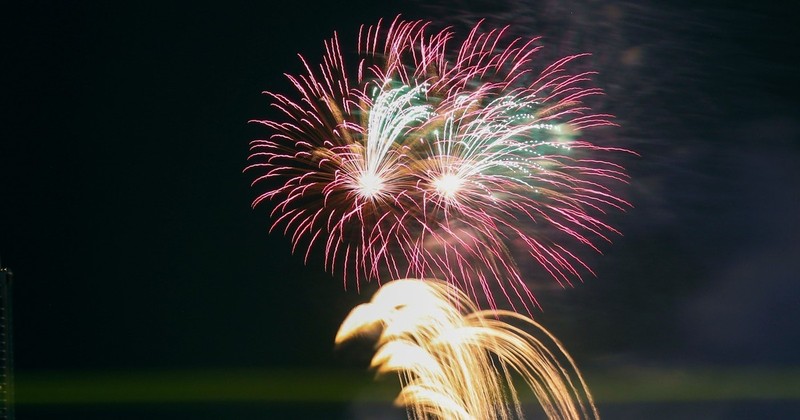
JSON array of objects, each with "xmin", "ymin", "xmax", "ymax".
[{"xmin": 336, "ymin": 279, "xmax": 599, "ymax": 420}]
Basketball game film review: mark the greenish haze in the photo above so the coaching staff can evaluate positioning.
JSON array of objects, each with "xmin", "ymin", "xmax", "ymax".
[
  {"xmin": 16, "ymin": 367, "xmax": 800, "ymax": 405},
  {"xmin": 587, "ymin": 367, "xmax": 800, "ymax": 403}
]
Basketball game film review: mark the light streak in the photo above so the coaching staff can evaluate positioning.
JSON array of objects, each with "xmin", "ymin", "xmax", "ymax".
[
  {"xmin": 247, "ymin": 16, "xmax": 635, "ymax": 309},
  {"xmin": 336, "ymin": 278, "xmax": 599, "ymax": 420}
]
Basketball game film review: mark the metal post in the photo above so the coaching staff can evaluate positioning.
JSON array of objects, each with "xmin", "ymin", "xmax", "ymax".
[{"xmin": 0, "ymin": 262, "xmax": 13, "ymax": 420}]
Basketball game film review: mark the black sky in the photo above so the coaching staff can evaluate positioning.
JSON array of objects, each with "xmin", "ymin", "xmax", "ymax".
[
  {"xmin": 3, "ymin": 1, "xmax": 415, "ymax": 372},
  {"xmin": 2, "ymin": 0, "xmax": 799, "ymax": 418}
]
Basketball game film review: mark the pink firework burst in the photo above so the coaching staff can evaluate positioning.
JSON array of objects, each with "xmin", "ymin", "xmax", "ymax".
[{"xmin": 246, "ymin": 16, "xmax": 634, "ymax": 312}]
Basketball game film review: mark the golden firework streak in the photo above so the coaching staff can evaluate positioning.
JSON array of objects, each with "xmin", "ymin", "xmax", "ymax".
[{"xmin": 336, "ymin": 279, "xmax": 599, "ymax": 420}]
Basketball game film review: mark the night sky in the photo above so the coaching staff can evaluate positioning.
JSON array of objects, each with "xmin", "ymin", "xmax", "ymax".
[{"xmin": 3, "ymin": 1, "xmax": 799, "ymax": 419}]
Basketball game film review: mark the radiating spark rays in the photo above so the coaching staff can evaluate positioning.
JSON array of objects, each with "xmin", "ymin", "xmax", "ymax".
[
  {"xmin": 336, "ymin": 279, "xmax": 599, "ymax": 420},
  {"xmin": 246, "ymin": 17, "xmax": 635, "ymax": 308},
  {"xmin": 351, "ymin": 83, "xmax": 432, "ymax": 200}
]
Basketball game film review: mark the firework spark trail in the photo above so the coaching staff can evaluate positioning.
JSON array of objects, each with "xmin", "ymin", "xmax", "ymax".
[
  {"xmin": 247, "ymin": 16, "xmax": 635, "ymax": 309},
  {"xmin": 336, "ymin": 279, "xmax": 599, "ymax": 420}
]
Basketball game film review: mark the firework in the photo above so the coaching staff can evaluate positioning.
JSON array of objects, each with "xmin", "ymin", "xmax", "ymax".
[
  {"xmin": 247, "ymin": 16, "xmax": 633, "ymax": 311},
  {"xmin": 336, "ymin": 278, "xmax": 599, "ymax": 420}
]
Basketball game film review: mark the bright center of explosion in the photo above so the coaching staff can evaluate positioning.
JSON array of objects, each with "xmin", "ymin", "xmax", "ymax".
[
  {"xmin": 434, "ymin": 174, "xmax": 463, "ymax": 198},
  {"xmin": 358, "ymin": 173, "xmax": 384, "ymax": 198}
]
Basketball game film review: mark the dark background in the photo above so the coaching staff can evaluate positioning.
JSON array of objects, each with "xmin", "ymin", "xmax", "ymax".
[{"xmin": 2, "ymin": 1, "xmax": 798, "ymax": 418}]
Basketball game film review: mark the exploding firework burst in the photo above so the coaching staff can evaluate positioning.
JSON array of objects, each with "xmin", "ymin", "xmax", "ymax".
[
  {"xmin": 247, "ymin": 16, "xmax": 633, "ymax": 311},
  {"xmin": 336, "ymin": 278, "xmax": 599, "ymax": 420}
]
